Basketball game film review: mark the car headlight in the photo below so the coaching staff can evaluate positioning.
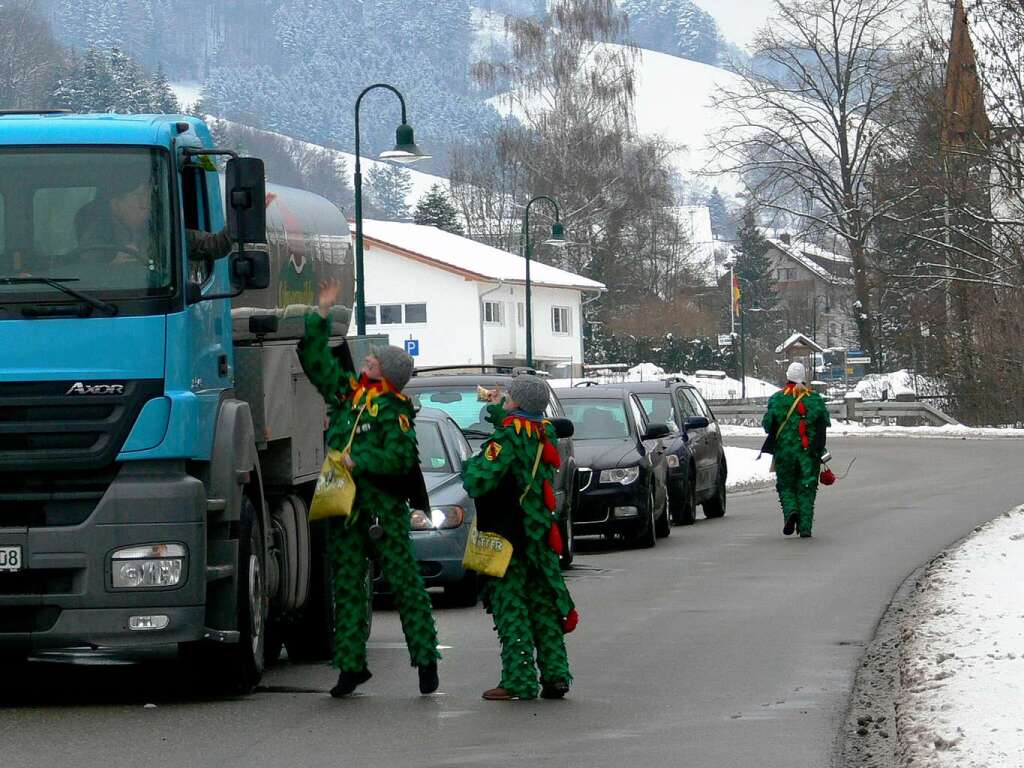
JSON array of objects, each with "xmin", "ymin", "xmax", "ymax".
[
  {"xmin": 111, "ymin": 543, "xmax": 185, "ymax": 589},
  {"xmin": 410, "ymin": 506, "xmax": 466, "ymax": 530},
  {"xmin": 600, "ymin": 466, "xmax": 640, "ymax": 485}
]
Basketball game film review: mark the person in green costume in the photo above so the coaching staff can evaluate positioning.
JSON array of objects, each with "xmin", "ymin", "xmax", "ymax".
[
  {"xmin": 298, "ymin": 278, "xmax": 440, "ymax": 698},
  {"xmin": 462, "ymin": 375, "xmax": 578, "ymax": 701},
  {"xmin": 762, "ymin": 362, "xmax": 830, "ymax": 538}
]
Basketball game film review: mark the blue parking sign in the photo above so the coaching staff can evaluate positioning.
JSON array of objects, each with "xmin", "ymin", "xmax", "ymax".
[{"xmin": 404, "ymin": 339, "xmax": 420, "ymax": 357}]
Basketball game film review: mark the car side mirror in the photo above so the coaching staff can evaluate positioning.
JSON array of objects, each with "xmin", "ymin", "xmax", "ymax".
[
  {"xmin": 225, "ymin": 157, "xmax": 267, "ymax": 245},
  {"xmin": 684, "ymin": 416, "xmax": 710, "ymax": 431},
  {"xmin": 550, "ymin": 417, "xmax": 574, "ymax": 439},
  {"xmin": 643, "ymin": 423, "xmax": 671, "ymax": 441}
]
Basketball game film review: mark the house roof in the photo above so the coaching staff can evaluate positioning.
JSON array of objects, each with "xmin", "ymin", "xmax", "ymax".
[
  {"xmin": 767, "ymin": 237, "xmax": 855, "ymax": 286},
  {"xmin": 354, "ymin": 219, "xmax": 606, "ymax": 292},
  {"xmin": 776, "ymin": 332, "xmax": 825, "ymax": 354}
]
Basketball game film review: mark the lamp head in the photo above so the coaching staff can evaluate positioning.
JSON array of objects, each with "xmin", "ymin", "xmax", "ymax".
[
  {"xmin": 543, "ymin": 221, "xmax": 567, "ymax": 247},
  {"xmin": 379, "ymin": 122, "xmax": 430, "ymax": 164}
]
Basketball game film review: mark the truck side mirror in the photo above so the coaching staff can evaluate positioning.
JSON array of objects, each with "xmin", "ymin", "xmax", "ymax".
[
  {"xmin": 231, "ymin": 249, "xmax": 271, "ymax": 291},
  {"xmin": 225, "ymin": 157, "xmax": 267, "ymax": 244}
]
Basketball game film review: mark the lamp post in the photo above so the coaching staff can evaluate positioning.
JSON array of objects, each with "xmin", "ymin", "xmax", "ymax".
[
  {"xmin": 353, "ymin": 83, "xmax": 429, "ymax": 336},
  {"xmin": 521, "ymin": 195, "xmax": 566, "ymax": 369}
]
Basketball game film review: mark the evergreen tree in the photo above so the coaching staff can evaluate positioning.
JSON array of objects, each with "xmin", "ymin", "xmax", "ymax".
[
  {"xmin": 365, "ymin": 163, "xmax": 412, "ymax": 221},
  {"xmin": 147, "ymin": 65, "xmax": 180, "ymax": 113},
  {"xmin": 619, "ymin": 0, "xmax": 723, "ymax": 65},
  {"xmin": 733, "ymin": 206, "xmax": 780, "ymax": 346},
  {"xmin": 706, "ymin": 187, "xmax": 733, "ymax": 240},
  {"xmin": 414, "ymin": 184, "xmax": 464, "ymax": 235}
]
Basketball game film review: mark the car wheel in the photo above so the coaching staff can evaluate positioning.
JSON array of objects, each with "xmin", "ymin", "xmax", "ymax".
[
  {"xmin": 444, "ymin": 571, "xmax": 479, "ymax": 607},
  {"xmin": 654, "ymin": 487, "xmax": 671, "ymax": 538},
  {"xmin": 672, "ymin": 471, "xmax": 698, "ymax": 526},
  {"xmin": 559, "ymin": 514, "xmax": 575, "ymax": 569},
  {"xmin": 633, "ymin": 488, "xmax": 657, "ymax": 549},
  {"xmin": 703, "ymin": 464, "xmax": 728, "ymax": 519}
]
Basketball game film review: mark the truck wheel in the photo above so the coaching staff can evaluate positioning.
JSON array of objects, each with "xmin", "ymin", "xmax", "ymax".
[
  {"xmin": 285, "ymin": 520, "xmax": 335, "ymax": 662},
  {"xmin": 184, "ymin": 496, "xmax": 267, "ymax": 694}
]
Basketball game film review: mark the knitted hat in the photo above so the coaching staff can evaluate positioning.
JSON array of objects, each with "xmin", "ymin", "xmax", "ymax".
[
  {"xmin": 786, "ymin": 361, "xmax": 806, "ymax": 384},
  {"xmin": 372, "ymin": 345, "xmax": 414, "ymax": 390},
  {"xmin": 508, "ymin": 374, "xmax": 550, "ymax": 415}
]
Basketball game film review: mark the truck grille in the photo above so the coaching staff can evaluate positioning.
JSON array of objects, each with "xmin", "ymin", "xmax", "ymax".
[
  {"xmin": 0, "ymin": 379, "xmax": 162, "ymax": 472},
  {"xmin": 0, "ymin": 466, "xmax": 119, "ymax": 527}
]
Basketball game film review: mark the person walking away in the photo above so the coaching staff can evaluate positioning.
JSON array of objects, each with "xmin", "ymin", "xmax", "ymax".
[
  {"xmin": 463, "ymin": 376, "xmax": 578, "ymax": 700},
  {"xmin": 298, "ymin": 278, "xmax": 440, "ymax": 697},
  {"xmin": 763, "ymin": 362, "xmax": 830, "ymax": 538}
]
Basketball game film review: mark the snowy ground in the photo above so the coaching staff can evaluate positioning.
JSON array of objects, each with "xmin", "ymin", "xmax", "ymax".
[
  {"xmin": 723, "ymin": 445, "xmax": 774, "ymax": 492},
  {"xmin": 895, "ymin": 506, "xmax": 1024, "ymax": 767},
  {"xmin": 722, "ymin": 422, "xmax": 1024, "ymax": 440}
]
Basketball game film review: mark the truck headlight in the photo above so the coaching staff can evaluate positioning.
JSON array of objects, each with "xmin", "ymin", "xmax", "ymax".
[
  {"xmin": 600, "ymin": 466, "xmax": 640, "ymax": 485},
  {"xmin": 111, "ymin": 543, "xmax": 186, "ymax": 589}
]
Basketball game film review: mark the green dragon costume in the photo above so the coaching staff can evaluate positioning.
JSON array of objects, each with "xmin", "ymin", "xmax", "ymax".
[
  {"xmin": 462, "ymin": 383, "xmax": 577, "ymax": 701},
  {"xmin": 298, "ymin": 312, "xmax": 439, "ymax": 696},
  {"xmin": 762, "ymin": 372, "xmax": 830, "ymax": 537}
]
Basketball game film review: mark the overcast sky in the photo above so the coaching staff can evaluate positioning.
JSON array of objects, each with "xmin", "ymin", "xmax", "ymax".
[{"xmin": 696, "ymin": 0, "xmax": 775, "ymax": 47}]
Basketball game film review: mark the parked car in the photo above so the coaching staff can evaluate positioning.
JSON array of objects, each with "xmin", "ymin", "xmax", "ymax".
[
  {"xmin": 617, "ymin": 379, "xmax": 728, "ymax": 524},
  {"xmin": 556, "ymin": 386, "xmax": 671, "ymax": 548},
  {"xmin": 404, "ymin": 367, "xmax": 578, "ymax": 567},
  {"xmin": 372, "ymin": 408, "xmax": 480, "ymax": 606}
]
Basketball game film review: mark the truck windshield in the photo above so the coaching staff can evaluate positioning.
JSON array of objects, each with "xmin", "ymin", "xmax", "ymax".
[{"xmin": 0, "ymin": 148, "xmax": 174, "ymax": 303}]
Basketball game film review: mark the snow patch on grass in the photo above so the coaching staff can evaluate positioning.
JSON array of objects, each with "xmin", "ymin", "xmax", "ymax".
[
  {"xmin": 722, "ymin": 423, "xmax": 1024, "ymax": 440},
  {"xmin": 724, "ymin": 446, "xmax": 773, "ymax": 491}
]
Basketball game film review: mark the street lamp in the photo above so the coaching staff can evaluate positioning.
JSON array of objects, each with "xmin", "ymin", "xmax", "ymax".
[
  {"xmin": 353, "ymin": 83, "xmax": 430, "ymax": 336},
  {"xmin": 521, "ymin": 195, "xmax": 566, "ymax": 368}
]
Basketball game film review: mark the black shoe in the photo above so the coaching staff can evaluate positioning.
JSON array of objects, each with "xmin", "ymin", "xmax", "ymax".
[
  {"xmin": 540, "ymin": 680, "xmax": 570, "ymax": 700},
  {"xmin": 799, "ymin": 530, "xmax": 812, "ymax": 539},
  {"xmin": 783, "ymin": 513, "xmax": 798, "ymax": 536},
  {"xmin": 418, "ymin": 662, "xmax": 439, "ymax": 694},
  {"xmin": 330, "ymin": 668, "xmax": 372, "ymax": 698}
]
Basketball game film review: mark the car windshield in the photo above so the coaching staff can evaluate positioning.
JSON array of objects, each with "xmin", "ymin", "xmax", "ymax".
[
  {"xmin": 563, "ymin": 399, "xmax": 631, "ymax": 440},
  {"xmin": 411, "ymin": 387, "xmax": 495, "ymax": 434},
  {"xmin": 0, "ymin": 148, "xmax": 174, "ymax": 302},
  {"xmin": 636, "ymin": 394, "xmax": 679, "ymax": 434},
  {"xmin": 418, "ymin": 422, "xmax": 454, "ymax": 473}
]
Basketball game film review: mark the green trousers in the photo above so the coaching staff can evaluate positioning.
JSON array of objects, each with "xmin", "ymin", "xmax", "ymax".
[
  {"xmin": 327, "ymin": 491, "xmax": 439, "ymax": 673},
  {"xmin": 774, "ymin": 454, "xmax": 819, "ymax": 534},
  {"xmin": 487, "ymin": 554, "xmax": 571, "ymax": 699}
]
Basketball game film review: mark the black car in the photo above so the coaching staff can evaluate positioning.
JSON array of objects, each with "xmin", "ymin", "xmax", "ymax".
[
  {"xmin": 556, "ymin": 386, "xmax": 671, "ymax": 548},
  {"xmin": 371, "ymin": 408, "xmax": 481, "ymax": 606},
  {"xmin": 622, "ymin": 379, "xmax": 728, "ymax": 523},
  {"xmin": 404, "ymin": 368, "xmax": 578, "ymax": 567}
]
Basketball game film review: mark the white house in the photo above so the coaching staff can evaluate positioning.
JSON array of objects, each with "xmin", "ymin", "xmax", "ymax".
[{"xmin": 351, "ymin": 220, "xmax": 606, "ymax": 377}]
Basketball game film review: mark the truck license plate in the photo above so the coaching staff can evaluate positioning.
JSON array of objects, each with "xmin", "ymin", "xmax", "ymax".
[{"xmin": 0, "ymin": 546, "xmax": 23, "ymax": 572}]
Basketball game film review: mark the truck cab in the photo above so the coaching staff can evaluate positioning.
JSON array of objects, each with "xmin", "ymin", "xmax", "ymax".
[{"xmin": 0, "ymin": 112, "xmax": 353, "ymax": 691}]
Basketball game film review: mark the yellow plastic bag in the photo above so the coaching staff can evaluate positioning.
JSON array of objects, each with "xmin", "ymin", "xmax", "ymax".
[
  {"xmin": 309, "ymin": 449, "xmax": 357, "ymax": 521},
  {"xmin": 462, "ymin": 518, "xmax": 513, "ymax": 578},
  {"xmin": 309, "ymin": 403, "xmax": 366, "ymax": 522}
]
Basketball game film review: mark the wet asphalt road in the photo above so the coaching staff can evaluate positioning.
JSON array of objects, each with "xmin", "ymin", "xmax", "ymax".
[{"xmin": 2, "ymin": 436, "xmax": 1023, "ymax": 768}]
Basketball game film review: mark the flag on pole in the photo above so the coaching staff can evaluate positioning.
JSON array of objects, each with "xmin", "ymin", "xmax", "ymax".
[{"xmin": 732, "ymin": 274, "xmax": 741, "ymax": 317}]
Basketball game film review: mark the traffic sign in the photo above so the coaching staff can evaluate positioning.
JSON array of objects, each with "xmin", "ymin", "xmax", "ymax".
[
  {"xmin": 717, "ymin": 334, "xmax": 734, "ymax": 346},
  {"xmin": 847, "ymin": 356, "xmax": 871, "ymax": 365},
  {"xmin": 404, "ymin": 339, "xmax": 420, "ymax": 357}
]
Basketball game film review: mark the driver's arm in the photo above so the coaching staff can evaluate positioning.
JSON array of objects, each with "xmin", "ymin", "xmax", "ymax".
[{"xmin": 186, "ymin": 228, "xmax": 233, "ymax": 262}]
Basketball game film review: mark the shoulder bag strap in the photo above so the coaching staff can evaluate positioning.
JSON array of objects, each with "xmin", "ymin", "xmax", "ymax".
[{"xmin": 775, "ymin": 392, "xmax": 807, "ymax": 440}]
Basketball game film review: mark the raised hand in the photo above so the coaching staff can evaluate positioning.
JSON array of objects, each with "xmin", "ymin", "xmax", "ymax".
[{"xmin": 318, "ymin": 278, "xmax": 343, "ymax": 318}]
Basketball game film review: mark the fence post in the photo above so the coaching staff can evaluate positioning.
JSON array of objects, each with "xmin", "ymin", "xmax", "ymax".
[{"xmin": 845, "ymin": 392, "xmax": 862, "ymax": 422}]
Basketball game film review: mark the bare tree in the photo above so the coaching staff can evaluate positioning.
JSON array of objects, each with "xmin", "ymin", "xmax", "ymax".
[
  {"xmin": 711, "ymin": 0, "xmax": 913, "ymax": 363},
  {"xmin": 0, "ymin": 1, "xmax": 64, "ymax": 110}
]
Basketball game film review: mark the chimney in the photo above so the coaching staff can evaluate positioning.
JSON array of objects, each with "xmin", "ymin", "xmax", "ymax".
[{"xmin": 779, "ymin": 232, "xmax": 791, "ymax": 245}]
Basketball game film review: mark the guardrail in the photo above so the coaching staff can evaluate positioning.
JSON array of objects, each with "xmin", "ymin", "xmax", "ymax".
[{"xmin": 711, "ymin": 397, "xmax": 959, "ymax": 427}]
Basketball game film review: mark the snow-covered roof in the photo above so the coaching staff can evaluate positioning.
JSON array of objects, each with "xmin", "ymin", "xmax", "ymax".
[
  {"xmin": 355, "ymin": 219, "xmax": 606, "ymax": 292},
  {"xmin": 767, "ymin": 237, "xmax": 854, "ymax": 286},
  {"xmin": 775, "ymin": 332, "xmax": 825, "ymax": 354}
]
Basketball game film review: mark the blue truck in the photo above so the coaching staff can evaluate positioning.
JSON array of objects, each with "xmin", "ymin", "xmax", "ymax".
[{"xmin": 0, "ymin": 111, "xmax": 371, "ymax": 691}]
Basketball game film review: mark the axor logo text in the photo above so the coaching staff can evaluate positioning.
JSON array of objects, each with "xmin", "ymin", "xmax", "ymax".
[{"xmin": 66, "ymin": 382, "xmax": 125, "ymax": 396}]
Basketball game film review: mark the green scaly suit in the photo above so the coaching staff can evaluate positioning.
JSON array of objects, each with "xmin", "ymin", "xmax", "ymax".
[
  {"xmin": 463, "ymin": 403, "xmax": 575, "ymax": 699},
  {"xmin": 763, "ymin": 384, "xmax": 830, "ymax": 534},
  {"xmin": 299, "ymin": 313, "xmax": 439, "ymax": 673}
]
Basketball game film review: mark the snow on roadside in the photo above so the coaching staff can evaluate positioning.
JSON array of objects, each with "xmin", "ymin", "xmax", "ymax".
[
  {"xmin": 724, "ymin": 446, "xmax": 773, "ymax": 492},
  {"xmin": 722, "ymin": 423, "xmax": 1024, "ymax": 440},
  {"xmin": 896, "ymin": 506, "xmax": 1024, "ymax": 767}
]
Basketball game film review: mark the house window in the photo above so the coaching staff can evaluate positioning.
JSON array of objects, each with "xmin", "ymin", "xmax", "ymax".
[
  {"xmin": 380, "ymin": 304, "xmax": 403, "ymax": 324},
  {"xmin": 776, "ymin": 268, "xmax": 797, "ymax": 282},
  {"xmin": 363, "ymin": 305, "xmax": 378, "ymax": 325},
  {"xmin": 552, "ymin": 306, "xmax": 571, "ymax": 335},
  {"xmin": 404, "ymin": 303, "xmax": 427, "ymax": 323},
  {"xmin": 517, "ymin": 302, "xmax": 525, "ymax": 328},
  {"xmin": 483, "ymin": 301, "xmax": 505, "ymax": 325}
]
